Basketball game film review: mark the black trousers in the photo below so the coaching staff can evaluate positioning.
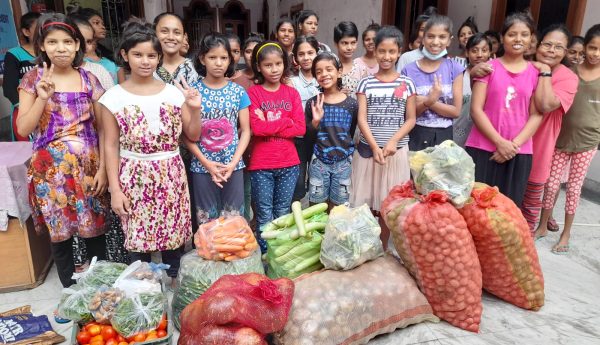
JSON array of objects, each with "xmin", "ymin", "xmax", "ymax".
[
  {"xmin": 129, "ymin": 248, "xmax": 182, "ymax": 278},
  {"xmin": 51, "ymin": 234, "xmax": 107, "ymax": 288}
]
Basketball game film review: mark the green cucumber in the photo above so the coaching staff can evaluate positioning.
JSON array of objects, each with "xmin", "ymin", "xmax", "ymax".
[
  {"xmin": 292, "ymin": 201, "xmax": 306, "ymax": 237},
  {"xmin": 293, "ymin": 252, "xmax": 322, "ymax": 272},
  {"xmin": 274, "ymin": 237, "xmax": 322, "ymax": 264}
]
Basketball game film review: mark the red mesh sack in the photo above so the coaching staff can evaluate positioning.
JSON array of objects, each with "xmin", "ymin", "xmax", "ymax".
[
  {"xmin": 458, "ymin": 183, "xmax": 544, "ymax": 310},
  {"xmin": 178, "ymin": 324, "xmax": 267, "ymax": 345},
  {"xmin": 382, "ymin": 182, "xmax": 483, "ymax": 332},
  {"xmin": 179, "ymin": 273, "xmax": 294, "ymax": 341},
  {"xmin": 194, "ymin": 216, "xmax": 259, "ymax": 261}
]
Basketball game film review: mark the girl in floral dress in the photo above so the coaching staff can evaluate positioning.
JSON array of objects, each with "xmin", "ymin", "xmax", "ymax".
[
  {"xmin": 101, "ymin": 19, "xmax": 202, "ymax": 282},
  {"xmin": 17, "ymin": 13, "xmax": 108, "ymax": 288}
]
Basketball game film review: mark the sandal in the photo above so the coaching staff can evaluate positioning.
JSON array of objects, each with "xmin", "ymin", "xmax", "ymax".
[
  {"xmin": 551, "ymin": 244, "xmax": 569, "ymax": 255},
  {"xmin": 53, "ymin": 308, "xmax": 70, "ymax": 324},
  {"xmin": 547, "ymin": 217, "xmax": 560, "ymax": 232}
]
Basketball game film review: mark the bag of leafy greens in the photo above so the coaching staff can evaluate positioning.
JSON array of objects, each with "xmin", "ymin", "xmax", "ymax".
[
  {"xmin": 110, "ymin": 292, "xmax": 165, "ymax": 338},
  {"xmin": 73, "ymin": 257, "xmax": 128, "ymax": 288},
  {"xmin": 57, "ymin": 284, "xmax": 96, "ymax": 323}
]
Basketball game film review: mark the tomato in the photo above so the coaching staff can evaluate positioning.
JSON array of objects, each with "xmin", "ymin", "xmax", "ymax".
[
  {"xmin": 118, "ymin": 342, "xmax": 128, "ymax": 345},
  {"xmin": 105, "ymin": 339, "xmax": 118, "ymax": 345},
  {"xmin": 88, "ymin": 325, "xmax": 102, "ymax": 337},
  {"xmin": 145, "ymin": 334, "xmax": 158, "ymax": 341},
  {"xmin": 157, "ymin": 315, "xmax": 167, "ymax": 331},
  {"xmin": 133, "ymin": 333, "xmax": 146, "ymax": 342},
  {"xmin": 90, "ymin": 340, "xmax": 105, "ymax": 345},
  {"xmin": 156, "ymin": 330, "xmax": 167, "ymax": 338},
  {"xmin": 85, "ymin": 322, "xmax": 99, "ymax": 331},
  {"xmin": 101, "ymin": 326, "xmax": 117, "ymax": 340},
  {"xmin": 76, "ymin": 330, "xmax": 92, "ymax": 344}
]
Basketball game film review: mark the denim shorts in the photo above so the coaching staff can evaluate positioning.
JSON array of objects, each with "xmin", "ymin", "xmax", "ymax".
[{"xmin": 308, "ymin": 156, "xmax": 352, "ymax": 205}]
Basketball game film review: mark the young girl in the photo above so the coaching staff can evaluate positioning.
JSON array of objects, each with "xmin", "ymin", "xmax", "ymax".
[
  {"xmin": 296, "ymin": 10, "xmax": 331, "ymax": 52},
  {"xmin": 453, "ymin": 33, "xmax": 492, "ymax": 147},
  {"xmin": 184, "ymin": 33, "xmax": 251, "ymax": 227},
  {"xmin": 351, "ymin": 26, "xmax": 416, "ymax": 247},
  {"xmin": 232, "ymin": 34, "xmax": 263, "ymax": 89},
  {"xmin": 153, "ymin": 13, "xmax": 199, "ymax": 85},
  {"xmin": 396, "ymin": 7, "xmax": 437, "ymax": 72},
  {"xmin": 354, "ymin": 23, "xmax": 380, "ymax": 76},
  {"xmin": 71, "ymin": 8, "xmax": 124, "ymax": 84},
  {"xmin": 71, "ymin": 17, "xmax": 115, "ymax": 90},
  {"xmin": 335, "ymin": 21, "xmax": 368, "ymax": 99},
  {"xmin": 402, "ymin": 15, "xmax": 464, "ymax": 151},
  {"xmin": 306, "ymin": 52, "xmax": 358, "ymax": 208},
  {"xmin": 227, "ymin": 33, "xmax": 242, "ymax": 75},
  {"xmin": 566, "ymin": 36, "xmax": 585, "ymax": 65},
  {"xmin": 454, "ymin": 16, "xmax": 478, "ymax": 68},
  {"xmin": 289, "ymin": 36, "xmax": 320, "ymax": 201},
  {"xmin": 4, "ymin": 11, "xmax": 40, "ymax": 141},
  {"xmin": 534, "ymin": 24, "xmax": 600, "ymax": 254},
  {"xmin": 484, "ymin": 30, "xmax": 501, "ymax": 58},
  {"xmin": 465, "ymin": 12, "xmax": 543, "ymax": 208},
  {"xmin": 101, "ymin": 19, "xmax": 202, "ymax": 282},
  {"xmin": 247, "ymin": 41, "xmax": 305, "ymax": 251},
  {"xmin": 17, "ymin": 13, "xmax": 108, "ymax": 288},
  {"xmin": 275, "ymin": 18, "xmax": 296, "ymax": 57}
]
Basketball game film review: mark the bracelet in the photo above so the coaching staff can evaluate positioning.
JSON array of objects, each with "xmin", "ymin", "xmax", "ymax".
[{"xmin": 538, "ymin": 71, "xmax": 552, "ymax": 77}]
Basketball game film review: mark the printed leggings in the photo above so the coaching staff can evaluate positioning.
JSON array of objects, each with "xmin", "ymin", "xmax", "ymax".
[
  {"xmin": 542, "ymin": 148, "xmax": 597, "ymax": 215},
  {"xmin": 522, "ymin": 181, "xmax": 545, "ymax": 231}
]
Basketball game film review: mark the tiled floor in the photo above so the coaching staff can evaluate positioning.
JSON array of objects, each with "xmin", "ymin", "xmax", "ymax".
[{"xmin": 1, "ymin": 191, "xmax": 599, "ymax": 345}]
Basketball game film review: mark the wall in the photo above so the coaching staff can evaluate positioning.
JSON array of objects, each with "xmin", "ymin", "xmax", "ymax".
[
  {"xmin": 144, "ymin": 0, "xmax": 167, "ymax": 22},
  {"xmin": 172, "ymin": 0, "xmax": 264, "ymax": 32},
  {"xmin": 581, "ymin": 0, "xmax": 600, "ymax": 34},
  {"xmin": 446, "ymin": 0, "xmax": 493, "ymax": 55}
]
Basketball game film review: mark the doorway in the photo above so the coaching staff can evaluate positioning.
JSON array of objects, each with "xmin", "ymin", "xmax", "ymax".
[
  {"xmin": 220, "ymin": 0, "xmax": 250, "ymax": 40},
  {"xmin": 185, "ymin": 0, "xmax": 216, "ymax": 56}
]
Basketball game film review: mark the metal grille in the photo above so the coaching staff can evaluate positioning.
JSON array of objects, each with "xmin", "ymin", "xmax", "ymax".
[{"xmin": 100, "ymin": 0, "xmax": 128, "ymax": 51}]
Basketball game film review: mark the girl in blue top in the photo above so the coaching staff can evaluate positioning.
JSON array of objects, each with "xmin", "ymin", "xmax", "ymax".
[
  {"xmin": 185, "ymin": 33, "xmax": 251, "ymax": 225},
  {"xmin": 401, "ymin": 14, "xmax": 464, "ymax": 151}
]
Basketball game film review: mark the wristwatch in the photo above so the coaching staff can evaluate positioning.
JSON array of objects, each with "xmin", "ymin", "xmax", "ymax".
[{"xmin": 538, "ymin": 71, "xmax": 552, "ymax": 77}]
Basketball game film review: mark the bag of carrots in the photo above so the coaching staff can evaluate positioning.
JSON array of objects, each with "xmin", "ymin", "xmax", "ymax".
[
  {"xmin": 194, "ymin": 216, "xmax": 259, "ymax": 261},
  {"xmin": 458, "ymin": 183, "xmax": 544, "ymax": 310},
  {"xmin": 382, "ymin": 182, "xmax": 483, "ymax": 332}
]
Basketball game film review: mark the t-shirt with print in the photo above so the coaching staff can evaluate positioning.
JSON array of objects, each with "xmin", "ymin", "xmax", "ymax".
[
  {"xmin": 85, "ymin": 57, "xmax": 120, "ymax": 84},
  {"xmin": 356, "ymin": 75, "xmax": 417, "ymax": 148},
  {"xmin": 402, "ymin": 58, "xmax": 465, "ymax": 128},
  {"xmin": 190, "ymin": 80, "xmax": 250, "ymax": 174},
  {"xmin": 305, "ymin": 95, "xmax": 358, "ymax": 164},
  {"xmin": 154, "ymin": 58, "xmax": 199, "ymax": 86},
  {"xmin": 341, "ymin": 60, "xmax": 368, "ymax": 99},
  {"xmin": 465, "ymin": 58, "xmax": 539, "ymax": 154},
  {"xmin": 396, "ymin": 48, "xmax": 424, "ymax": 73}
]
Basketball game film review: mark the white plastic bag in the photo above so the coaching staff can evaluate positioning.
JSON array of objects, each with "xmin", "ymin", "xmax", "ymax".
[
  {"xmin": 320, "ymin": 204, "xmax": 384, "ymax": 270},
  {"xmin": 113, "ymin": 261, "xmax": 164, "ymax": 297}
]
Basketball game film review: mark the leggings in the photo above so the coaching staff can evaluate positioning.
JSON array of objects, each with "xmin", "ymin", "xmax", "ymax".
[
  {"xmin": 522, "ymin": 181, "xmax": 545, "ymax": 231},
  {"xmin": 542, "ymin": 148, "xmax": 597, "ymax": 215},
  {"xmin": 52, "ymin": 235, "xmax": 107, "ymax": 288}
]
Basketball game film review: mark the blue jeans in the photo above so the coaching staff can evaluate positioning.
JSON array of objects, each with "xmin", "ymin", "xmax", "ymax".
[
  {"xmin": 308, "ymin": 156, "xmax": 352, "ymax": 205},
  {"xmin": 250, "ymin": 165, "xmax": 300, "ymax": 252}
]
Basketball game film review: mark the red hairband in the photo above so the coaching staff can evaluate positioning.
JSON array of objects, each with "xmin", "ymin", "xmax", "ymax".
[{"xmin": 42, "ymin": 22, "xmax": 76, "ymax": 33}]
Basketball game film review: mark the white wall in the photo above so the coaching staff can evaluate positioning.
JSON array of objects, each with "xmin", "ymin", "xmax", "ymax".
[
  {"xmin": 581, "ymin": 0, "xmax": 600, "ymax": 34},
  {"xmin": 144, "ymin": 0, "xmax": 167, "ymax": 22},
  {"xmin": 446, "ymin": 0, "xmax": 493, "ymax": 55}
]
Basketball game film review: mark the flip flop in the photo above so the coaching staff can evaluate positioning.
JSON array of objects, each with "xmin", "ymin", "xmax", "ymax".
[
  {"xmin": 547, "ymin": 217, "xmax": 560, "ymax": 232},
  {"xmin": 551, "ymin": 244, "xmax": 569, "ymax": 255},
  {"xmin": 534, "ymin": 234, "xmax": 547, "ymax": 242},
  {"xmin": 53, "ymin": 308, "xmax": 70, "ymax": 324}
]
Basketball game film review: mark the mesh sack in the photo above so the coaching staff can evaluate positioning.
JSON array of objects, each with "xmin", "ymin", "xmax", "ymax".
[
  {"xmin": 458, "ymin": 182, "xmax": 544, "ymax": 310},
  {"xmin": 178, "ymin": 325, "xmax": 266, "ymax": 345}
]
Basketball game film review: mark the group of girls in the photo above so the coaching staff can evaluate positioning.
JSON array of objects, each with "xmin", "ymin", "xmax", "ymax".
[{"xmin": 13, "ymin": 6, "xmax": 600, "ymax": 298}]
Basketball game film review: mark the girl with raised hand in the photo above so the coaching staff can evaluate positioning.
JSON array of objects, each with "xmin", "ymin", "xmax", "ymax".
[
  {"xmin": 4, "ymin": 11, "xmax": 40, "ymax": 141},
  {"xmin": 184, "ymin": 33, "xmax": 251, "ymax": 227},
  {"xmin": 101, "ymin": 19, "xmax": 202, "ymax": 284},
  {"xmin": 296, "ymin": 10, "xmax": 331, "ymax": 52},
  {"xmin": 465, "ymin": 12, "xmax": 543, "ymax": 208},
  {"xmin": 535, "ymin": 24, "xmax": 600, "ymax": 254},
  {"xmin": 401, "ymin": 14, "xmax": 464, "ymax": 151},
  {"xmin": 247, "ymin": 41, "xmax": 306, "ymax": 251},
  {"xmin": 17, "ymin": 13, "xmax": 108, "ymax": 288},
  {"xmin": 289, "ymin": 36, "xmax": 320, "ymax": 201},
  {"xmin": 335, "ymin": 21, "xmax": 368, "ymax": 99},
  {"xmin": 306, "ymin": 52, "xmax": 358, "ymax": 208},
  {"xmin": 520, "ymin": 25, "xmax": 579, "ymax": 234},
  {"xmin": 351, "ymin": 26, "xmax": 416, "ymax": 247},
  {"xmin": 355, "ymin": 23, "xmax": 381, "ymax": 76},
  {"xmin": 153, "ymin": 12, "xmax": 199, "ymax": 85}
]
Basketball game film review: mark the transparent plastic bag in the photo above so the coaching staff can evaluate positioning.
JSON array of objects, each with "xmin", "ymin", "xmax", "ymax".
[
  {"xmin": 88, "ymin": 286, "xmax": 125, "ymax": 324},
  {"xmin": 266, "ymin": 231, "xmax": 323, "ymax": 279},
  {"xmin": 110, "ymin": 292, "xmax": 165, "ymax": 338},
  {"xmin": 409, "ymin": 140, "xmax": 475, "ymax": 207},
  {"xmin": 172, "ymin": 250, "xmax": 264, "ymax": 330},
  {"xmin": 194, "ymin": 216, "xmax": 259, "ymax": 261},
  {"xmin": 57, "ymin": 284, "xmax": 96, "ymax": 323},
  {"xmin": 320, "ymin": 204, "xmax": 384, "ymax": 270},
  {"xmin": 113, "ymin": 261, "xmax": 165, "ymax": 297},
  {"xmin": 274, "ymin": 256, "xmax": 437, "ymax": 345},
  {"xmin": 72, "ymin": 257, "xmax": 128, "ymax": 288}
]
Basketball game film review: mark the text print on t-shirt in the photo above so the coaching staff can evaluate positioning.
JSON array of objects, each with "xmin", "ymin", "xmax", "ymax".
[
  {"xmin": 366, "ymin": 83, "xmax": 410, "ymax": 127},
  {"xmin": 260, "ymin": 99, "xmax": 292, "ymax": 121}
]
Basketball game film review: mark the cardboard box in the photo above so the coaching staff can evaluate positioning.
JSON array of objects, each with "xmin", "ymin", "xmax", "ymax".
[{"xmin": 0, "ymin": 217, "xmax": 53, "ymax": 292}]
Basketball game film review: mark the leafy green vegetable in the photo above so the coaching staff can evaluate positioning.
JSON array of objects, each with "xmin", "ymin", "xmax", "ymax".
[
  {"xmin": 77, "ymin": 261, "xmax": 128, "ymax": 288},
  {"xmin": 111, "ymin": 292, "xmax": 165, "ymax": 338},
  {"xmin": 57, "ymin": 284, "xmax": 96, "ymax": 323}
]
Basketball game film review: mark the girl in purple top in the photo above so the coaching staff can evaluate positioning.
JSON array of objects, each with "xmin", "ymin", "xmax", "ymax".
[
  {"xmin": 465, "ymin": 13, "xmax": 543, "ymax": 207},
  {"xmin": 402, "ymin": 15, "xmax": 464, "ymax": 151}
]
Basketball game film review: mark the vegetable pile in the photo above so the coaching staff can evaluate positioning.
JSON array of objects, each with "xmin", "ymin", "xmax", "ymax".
[
  {"xmin": 110, "ymin": 292, "xmax": 165, "ymax": 339},
  {"xmin": 382, "ymin": 182, "xmax": 483, "ymax": 332},
  {"xmin": 171, "ymin": 249, "xmax": 264, "ymax": 330},
  {"xmin": 57, "ymin": 284, "xmax": 96, "ymax": 323},
  {"xmin": 74, "ymin": 260, "xmax": 128, "ymax": 288},
  {"xmin": 194, "ymin": 216, "xmax": 259, "ymax": 261},
  {"xmin": 264, "ymin": 202, "xmax": 329, "ymax": 279},
  {"xmin": 178, "ymin": 273, "xmax": 294, "ymax": 345},
  {"xmin": 458, "ymin": 183, "xmax": 545, "ymax": 310},
  {"xmin": 75, "ymin": 316, "xmax": 168, "ymax": 345},
  {"xmin": 88, "ymin": 288, "xmax": 124, "ymax": 324},
  {"xmin": 274, "ymin": 256, "xmax": 438, "ymax": 345},
  {"xmin": 320, "ymin": 204, "xmax": 384, "ymax": 270},
  {"xmin": 409, "ymin": 139, "xmax": 475, "ymax": 207}
]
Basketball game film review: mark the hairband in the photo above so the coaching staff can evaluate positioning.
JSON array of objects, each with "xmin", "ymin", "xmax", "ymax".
[
  {"xmin": 42, "ymin": 22, "xmax": 76, "ymax": 33},
  {"xmin": 317, "ymin": 51, "xmax": 341, "ymax": 68},
  {"xmin": 256, "ymin": 42, "xmax": 283, "ymax": 60}
]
